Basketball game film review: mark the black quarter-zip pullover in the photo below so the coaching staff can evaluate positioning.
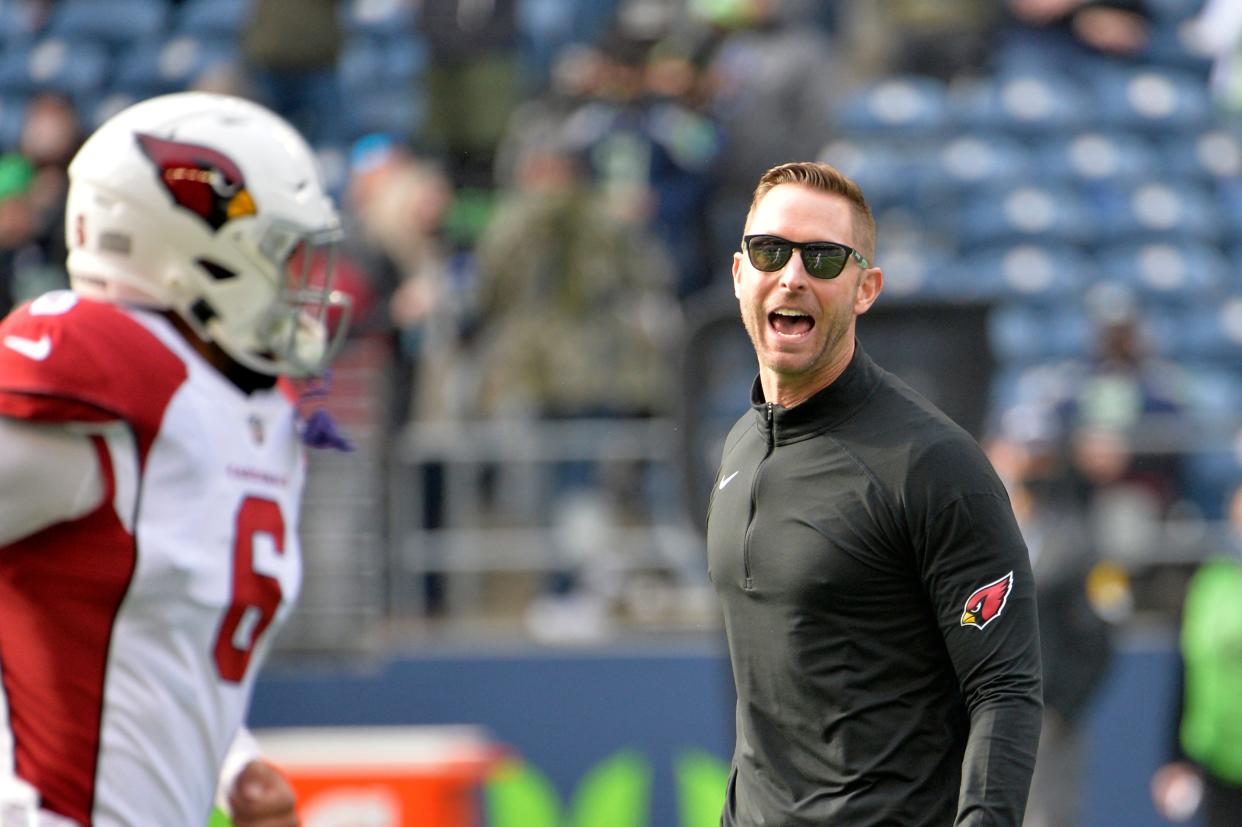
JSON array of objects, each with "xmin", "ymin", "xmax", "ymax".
[{"xmin": 707, "ymin": 343, "xmax": 1042, "ymax": 826}]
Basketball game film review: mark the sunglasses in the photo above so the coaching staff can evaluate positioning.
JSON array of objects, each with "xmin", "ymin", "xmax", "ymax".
[{"xmin": 742, "ymin": 234, "xmax": 870, "ymax": 280}]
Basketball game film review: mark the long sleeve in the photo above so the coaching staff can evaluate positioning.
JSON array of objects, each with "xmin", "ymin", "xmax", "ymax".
[{"xmin": 918, "ymin": 492, "xmax": 1044, "ymax": 826}]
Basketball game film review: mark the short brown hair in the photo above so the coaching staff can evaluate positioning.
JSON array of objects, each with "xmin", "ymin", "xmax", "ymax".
[{"xmin": 745, "ymin": 161, "xmax": 876, "ymax": 262}]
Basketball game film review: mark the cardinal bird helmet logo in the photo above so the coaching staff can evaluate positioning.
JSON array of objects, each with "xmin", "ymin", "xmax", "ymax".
[
  {"xmin": 960, "ymin": 571, "xmax": 1014, "ymax": 631},
  {"xmin": 136, "ymin": 132, "xmax": 256, "ymax": 231}
]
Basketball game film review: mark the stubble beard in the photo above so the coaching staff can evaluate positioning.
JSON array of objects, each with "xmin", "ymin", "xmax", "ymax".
[{"xmin": 743, "ymin": 291, "xmax": 856, "ymax": 381}]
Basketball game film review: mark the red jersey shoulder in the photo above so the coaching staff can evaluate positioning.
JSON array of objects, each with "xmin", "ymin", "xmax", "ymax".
[{"xmin": 0, "ymin": 291, "xmax": 188, "ymax": 430}]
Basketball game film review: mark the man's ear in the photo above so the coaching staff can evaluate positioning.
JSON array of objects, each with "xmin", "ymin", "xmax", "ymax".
[
  {"xmin": 854, "ymin": 266, "xmax": 883, "ymax": 315},
  {"xmin": 732, "ymin": 251, "xmax": 744, "ymax": 298}
]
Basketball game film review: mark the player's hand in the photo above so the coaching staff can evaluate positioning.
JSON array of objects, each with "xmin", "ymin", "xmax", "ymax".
[{"xmin": 227, "ymin": 760, "xmax": 299, "ymax": 827}]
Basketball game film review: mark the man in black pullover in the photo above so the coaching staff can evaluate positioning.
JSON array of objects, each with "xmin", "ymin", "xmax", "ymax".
[{"xmin": 707, "ymin": 161, "xmax": 1042, "ymax": 826}]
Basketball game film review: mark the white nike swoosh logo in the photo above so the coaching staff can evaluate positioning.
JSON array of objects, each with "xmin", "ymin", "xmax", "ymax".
[
  {"xmin": 3, "ymin": 334, "xmax": 51, "ymax": 361},
  {"xmin": 718, "ymin": 471, "xmax": 740, "ymax": 491}
]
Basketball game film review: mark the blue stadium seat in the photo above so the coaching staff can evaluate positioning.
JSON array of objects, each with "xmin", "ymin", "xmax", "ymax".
[
  {"xmin": 1218, "ymin": 180, "xmax": 1242, "ymax": 245},
  {"xmin": 1096, "ymin": 239, "xmax": 1230, "ymax": 308},
  {"xmin": 1158, "ymin": 128, "xmax": 1242, "ymax": 185},
  {"xmin": 48, "ymin": 0, "xmax": 168, "ymax": 48},
  {"xmin": 817, "ymin": 136, "xmax": 912, "ymax": 213},
  {"xmin": 1036, "ymin": 131, "xmax": 1162, "ymax": 187},
  {"xmin": 956, "ymin": 243, "xmax": 1096, "ymax": 305},
  {"xmin": 1177, "ymin": 296, "xmax": 1242, "ymax": 364},
  {"xmin": 342, "ymin": 0, "xmax": 419, "ymax": 39},
  {"xmin": 932, "ymin": 132, "xmax": 1038, "ymax": 192},
  {"xmin": 1144, "ymin": 0, "xmax": 1209, "ymax": 25},
  {"xmin": 950, "ymin": 71, "xmax": 1091, "ymax": 137},
  {"xmin": 1089, "ymin": 67, "xmax": 1213, "ymax": 135},
  {"xmin": 114, "ymin": 35, "xmax": 237, "ymax": 97},
  {"xmin": 1086, "ymin": 179, "xmax": 1222, "ymax": 247},
  {"xmin": 869, "ymin": 231, "xmax": 957, "ymax": 302},
  {"xmin": 0, "ymin": 1, "xmax": 44, "ymax": 45},
  {"xmin": 952, "ymin": 181, "xmax": 1094, "ymax": 249},
  {"xmin": 988, "ymin": 302, "xmax": 1092, "ymax": 366},
  {"xmin": 175, "ymin": 0, "xmax": 250, "ymax": 40},
  {"xmin": 344, "ymin": 86, "xmax": 424, "ymax": 143},
  {"xmin": 1141, "ymin": 21, "xmax": 1214, "ymax": 76},
  {"xmin": 0, "ymin": 39, "xmax": 110, "ymax": 99},
  {"xmin": 84, "ymin": 92, "xmax": 139, "ymax": 132},
  {"xmin": 0, "ymin": 95, "xmax": 25, "ymax": 150},
  {"xmin": 834, "ymin": 75, "xmax": 952, "ymax": 138}
]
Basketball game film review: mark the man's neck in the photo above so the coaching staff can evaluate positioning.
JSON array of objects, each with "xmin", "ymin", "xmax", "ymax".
[{"xmin": 760, "ymin": 338, "xmax": 855, "ymax": 409}]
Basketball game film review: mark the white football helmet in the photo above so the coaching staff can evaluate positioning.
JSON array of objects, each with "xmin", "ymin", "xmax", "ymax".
[{"xmin": 65, "ymin": 92, "xmax": 351, "ymax": 377}]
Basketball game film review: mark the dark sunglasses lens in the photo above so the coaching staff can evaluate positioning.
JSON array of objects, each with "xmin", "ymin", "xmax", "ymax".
[
  {"xmin": 747, "ymin": 238, "xmax": 791, "ymax": 271},
  {"xmin": 802, "ymin": 244, "xmax": 849, "ymax": 279}
]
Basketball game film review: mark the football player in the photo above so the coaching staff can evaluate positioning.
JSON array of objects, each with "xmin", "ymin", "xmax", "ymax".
[{"xmin": 0, "ymin": 92, "xmax": 351, "ymax": 826}]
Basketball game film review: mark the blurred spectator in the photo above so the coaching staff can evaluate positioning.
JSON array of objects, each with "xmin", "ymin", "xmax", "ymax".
[
  {"xmin": 1051, "ymin": 304, "xmax": 1190, "ymax": 554},
  {"xmin": 1186, "ymin": 0, "xmax": 1242, "ymax": 116},
  {"xmin": 838, "ymin": 0, "xmax": 1001, "ymax": 83},
  {"xmin": 2, "ymin": 92, "xmax": 80, "ymax": 310},
  {"xmin": 545, "ymin": 25, "xmax": 724, "ymax": 300},
  {"xmin": 688, "ymin": 0, "xmax": 854, "ymax": 288},
  {"xmin": 419, "ymin": 0, "xmax": 523, "ymax": 189},
  {"xmin": 241, "ymin": 0, "xmax": 346, "ymax": 145},
  {"xmin": 998, "ymin": 0, "xmax": 1152, "ymax": 75},
  {"xmin": 988, "ymin": 435, "xmax": 1117, "ymax": 827},
  {"xmin": 466, "ymin": 138, "xmax": 679, "ymax": 632},
  {"xmin": 0, "ymin": 152, "xmax": 66, "ymax": 315},
  {"xmin": 469, "ymin": 141, "xmax": 677, "ymax": 420},
  {"xmin": 342, "ymin": 134, "xmax": 462, "ymax": 426},
  {"xmin": 1152, "ymin": 482, "xmax": 1242, "ymax": 826}
]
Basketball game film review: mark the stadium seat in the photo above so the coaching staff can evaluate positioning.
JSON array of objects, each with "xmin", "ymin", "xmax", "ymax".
[
  {"xmin": 47, "ymin": 0, "xmax": 169, "ymax": 48},
  {"xmin": 1088, "ymin": 66, "xmax": 1213, "ymax": 135},
  {"xmin": 113, "ymin": 36, "xmax": 236, "ymax": 97},
  {"xmin": 988, "ymin": 302, "xmax": 1093, "ymax": 366},
  {"xmin": 1036, "ymin": 131, "xmax": 1162, "ymax": 188},
  {"xmin": 834, "ymin": 75, "xmax": 952, "ymax": 138},
  {"xmin": 0, "ymin": 39, "xmax": 110, "ymax": 99},
  {"xmin": 342, "ymin": 0, "xmax": 419, "ymax": 39},
  {"xmin": 174, "ymin": 0, "xmax": 250, "ymax": 40},
  {"xmin": 932, "ymin": 132, "xmax": 1038, "ymax": 192},
  {"xmin": 952, "ymin": 181, "xmax": 1094, "ymax": 249},
  {"xmin": 1144, "ymin": 0, "xmax": 1210, "ymax": 25},
  {"xmin": 1086, "ymin": 179, "xmax": 1222, "ymax": 247},
  {"xmin": 950, "ymin": 70, "xmax": 1091, "ymax": 137},
  {"xmin": 817, "ymin": 136, "xmax": 912, "ymax": 213},
  {"xmin": 0, "ymin": 1, "xmax": 43, "ymax": 45},
  {"xmin": 1162, "ymin": 128, "xmax": 1242, "ymax": 184},
  {"xmin": 1141, "ymin": 21, "xmax": 1214, "ymax": 76},
  {"xmin": 869, "ymin": 231, "xmax": 958, "ymax": 302},
  {"xmin": 956, "ymin": 243, "xmax": 1096, "ymax": 305},
  {"xmin": 1177, "ymin": 296, "xmax": 1242, "ymax": 365},
  {"xmin": 344, "ymin": 86, "xmax": 424, "ymax": 143},
  {"xmin": 0, "ymin": 95, "xmax": 24, "ymax": 150},
  {"xmin": 1096, "ymin": 240, "xmax": 1230, "ymax": 309}
]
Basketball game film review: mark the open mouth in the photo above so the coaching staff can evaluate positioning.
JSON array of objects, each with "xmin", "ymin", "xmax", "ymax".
[{"xmin": 769, "ymin": 308, "xmax": 814, "ymax": 337}]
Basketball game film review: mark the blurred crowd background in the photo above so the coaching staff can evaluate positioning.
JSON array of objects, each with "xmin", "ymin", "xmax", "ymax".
[
  {"xmin": 0, "ymin": 0, "xmax": 1239, "ymax": 659},
  {"xmin": 8, "ymin": 0, "xmax": 1242, "ymax": 822}
]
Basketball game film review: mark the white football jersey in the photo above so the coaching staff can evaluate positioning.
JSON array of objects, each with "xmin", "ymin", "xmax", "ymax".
[{"xmin": 0, "ymin": 291, "xmax": 304, "ymax": 826}]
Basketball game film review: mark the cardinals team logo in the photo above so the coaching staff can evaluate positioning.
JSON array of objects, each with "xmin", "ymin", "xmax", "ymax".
[
  {"xmin": 960, "ymin": 571, "xmax": 1014, "ymax": 631},
  {"xmin": 136, "ymin": 133, "xmax": 256, "ymax": 231}
]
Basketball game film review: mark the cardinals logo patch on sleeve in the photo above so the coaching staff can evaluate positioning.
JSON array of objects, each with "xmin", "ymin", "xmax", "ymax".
[{"xmin": 960, "ymin": 571, "xmax": 1014, "ymax": 630}]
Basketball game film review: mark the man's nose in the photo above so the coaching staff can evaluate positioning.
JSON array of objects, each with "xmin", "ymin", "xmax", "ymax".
[{"xmin": 778, "ymin": 254, "xmax": 810, "ymax": 290}]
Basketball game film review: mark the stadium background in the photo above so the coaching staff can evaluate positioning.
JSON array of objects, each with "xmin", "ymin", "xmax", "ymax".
[{"xmin": 1, "ymin": 0, "xmax": 1238, "ymax": 824}]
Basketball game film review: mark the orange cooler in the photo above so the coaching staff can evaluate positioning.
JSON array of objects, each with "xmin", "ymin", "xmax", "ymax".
[{"xmin": 255, "ymin": 725, "xmax": 506, "ymax": 827}]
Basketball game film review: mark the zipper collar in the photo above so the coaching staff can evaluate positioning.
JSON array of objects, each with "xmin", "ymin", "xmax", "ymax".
[{"xmin": 749, "ymin": 340, "xmax": 879, "ymax": 444}]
